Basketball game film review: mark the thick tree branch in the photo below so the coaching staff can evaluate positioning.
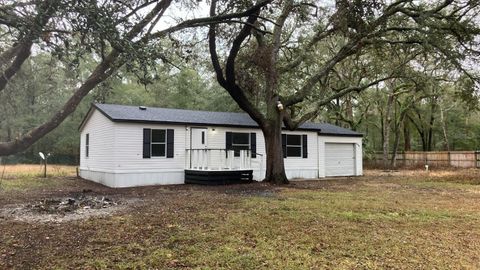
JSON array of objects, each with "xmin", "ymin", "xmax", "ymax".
[
  {"xmin": 0, "ymin": 41, "xmax": 33, "ymax": 89},
  {"xmin": 0, "ymin": 0, "xmax": 58, "ymax": 92},
  {"xmin": 0, "ymin": 44, "xmax": 22, "ymax": 68},
  {"xmin": 272, "ymin": 0, "xmax": 294, "ymax": 56},
  {"xmin": 149, "ymin": 0, "xmax": 273, "ymax": 40},
  {"xmin": 283, "ymin": 76, "xmax": 393, "ymax": 129},
  {"xmin": 283, "ymin": 39, "xmax": 361, "ymax": 107},
  {"xmin": 0, "ymin": 41, "xmax": 33, "ymax": 92},
  {"xmin": 0, "ymin": 0, "xmax": 174, "ymax": 156},
  {"xmin": 0, "ymin": 51, "xmax": 120, "ymax": 156},
  {"xmin": 208, "ymin": 0, "xmax": 271, "ymax": 126}
]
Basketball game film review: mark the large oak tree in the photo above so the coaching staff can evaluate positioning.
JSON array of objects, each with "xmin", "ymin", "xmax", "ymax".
[{"xmin": 208, "ymin": 0, "xmax": 480, "ymax": 184}]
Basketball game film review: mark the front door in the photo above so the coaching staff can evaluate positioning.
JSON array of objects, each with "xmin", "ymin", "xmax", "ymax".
[{"xmin": 191, "ymin": 128, "xmax": 208, "ymax": 149}]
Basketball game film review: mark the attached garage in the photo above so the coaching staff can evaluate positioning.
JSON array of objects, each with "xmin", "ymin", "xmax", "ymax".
[
  {"xmin": 325, "ymin": 143, "xmax": 356, "ymax": 176},
  {"xmin": 317, "ymin": 130, "xmax": 363, "ymax": 178}
]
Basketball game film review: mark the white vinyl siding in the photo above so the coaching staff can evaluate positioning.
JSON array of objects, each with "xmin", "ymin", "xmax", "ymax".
[
  {"xmin": 113, "ymin": 123, "xmax": 186, "ymax": 171},
  {"xmin": 282, "ymin": 131, "xmax": 318, "ymax": 179},
  {"xmin": 79, "ymin": 110, "xmax": 116, "ymax": 171}
]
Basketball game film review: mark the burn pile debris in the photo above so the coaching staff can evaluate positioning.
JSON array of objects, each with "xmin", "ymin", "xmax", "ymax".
[{"xmin": 29, "ymin": 195, "xmax": 117, "ymax": 215}]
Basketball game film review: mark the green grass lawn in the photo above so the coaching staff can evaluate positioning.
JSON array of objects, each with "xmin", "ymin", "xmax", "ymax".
[{"xmin": 1, "ymin": 169, "xmax": 480, "ymax": 269}]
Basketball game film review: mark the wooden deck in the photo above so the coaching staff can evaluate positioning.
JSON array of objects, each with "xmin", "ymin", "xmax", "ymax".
[{"xmin": 184, "ymin": 169, "xmax": 254, "ymax": 185}]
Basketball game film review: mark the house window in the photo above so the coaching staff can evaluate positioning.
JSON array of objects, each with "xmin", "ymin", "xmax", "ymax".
[
  {"xmin": 85, "ymin": 133, "xmax": 89, "ymax": 157},
  {"xmin": 226, "ymin": 132, "xmax": 257, "ymax": 158},
  {"xmin": 232, "ymin": 132, "xmax": 250, "ymax": 156},
  {"xmin": 151, "ymin": 129, "xmax": 166, "ymax": 157},
  {"xmin": 143, "ymin": 128, "xmax": 174, "ymax": 159},
  {"xmin": 285, "ymin": 134, "xmax": 302, "ymax": 157}
]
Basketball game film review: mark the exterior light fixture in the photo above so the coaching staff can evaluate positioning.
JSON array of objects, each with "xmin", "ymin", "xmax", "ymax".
[{"xmin": 276, "ymin": 101, "xmax": 284, "ymax": 111}]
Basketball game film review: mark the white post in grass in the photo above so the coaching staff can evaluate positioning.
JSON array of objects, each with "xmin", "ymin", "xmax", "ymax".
[{"xmin": 39, "ymin": 152, "xmax": 48, "ymax": 178}]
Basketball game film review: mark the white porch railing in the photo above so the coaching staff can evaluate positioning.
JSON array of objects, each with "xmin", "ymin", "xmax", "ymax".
[{"xmin": 185, "ymin": 149, "xmax": 254, "ymax": 170}]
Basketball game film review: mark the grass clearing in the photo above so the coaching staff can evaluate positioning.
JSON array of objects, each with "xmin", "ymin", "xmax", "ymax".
[
  {"xmin": 0, "ymin": 164, "xmax": 76, "ymax": 178},
  {"xmin": 0, "ymin": 164, "xmax": 76, "ymax": 191},
  {"xmin": 1, "ymin": 168, "xmax": 480, "ymax": 269}
]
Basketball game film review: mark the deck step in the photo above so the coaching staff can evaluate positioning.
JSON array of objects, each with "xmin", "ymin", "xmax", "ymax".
[{"xmin": 185, "ymin": 169, "xmax": 253, "ymax": 185}]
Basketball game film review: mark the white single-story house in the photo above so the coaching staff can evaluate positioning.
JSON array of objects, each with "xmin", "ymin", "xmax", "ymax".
[{"xmin": 79, "ymin": 103, "xmax": 363, "ymax": 187}]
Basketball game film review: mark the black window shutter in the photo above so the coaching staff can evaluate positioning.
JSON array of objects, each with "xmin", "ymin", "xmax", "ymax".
[
  {"xmin": 302, "ymin": 134, "xmax": 308, "ymax": 158},
  {"xmin": 226, "ymin": 132, "xmax": 232, "ymax": 149},
  {"xmin": 225, "ymin": 132, "xmax": 233, "ymax": 158},
  {"xmin": 166, "ymin": 129, "xmax": 174, "ymax": 158},
  {"xmin": 250, "ymin": 133, "xmax": 257, "ymax": 158},
  {"xmin": 143, "ymin": 128, "xmax": 151, "ymax": 158},
  {"xmin": 282, "ymin": 134, "xmax": 287, "ymax": 158}
]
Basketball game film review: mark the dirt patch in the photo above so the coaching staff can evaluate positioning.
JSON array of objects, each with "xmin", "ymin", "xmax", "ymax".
[
  {"xmin": 0, "ymin": 193, "xmax": 138, "ymax": 223},
  {"xmin": 221, "ymin": 183, "xmax": 280, "ymax": 197}
]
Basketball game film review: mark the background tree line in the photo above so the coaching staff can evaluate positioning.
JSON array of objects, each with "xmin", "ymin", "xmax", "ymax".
[
  {"xmin": 2, "ymin": 50, "xmax": 478, "ymax": 165},
  {"xmin": 1, "ymin": 0, "xmax": 479, "ymax": 178},
  {"xmin": 0, "ymin": 56, "xmax": 239, "ymax": 164}
]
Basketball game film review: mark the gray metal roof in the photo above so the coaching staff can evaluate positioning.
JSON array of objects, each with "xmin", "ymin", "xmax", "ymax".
[{"xmin": 89, "ymin": 103, "xmax": 362, "ymax": 137}]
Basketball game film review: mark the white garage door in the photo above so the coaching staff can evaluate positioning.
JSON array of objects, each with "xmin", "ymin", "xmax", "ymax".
[{"xmin": 325, "ymin": 143, "xmax": 356, "ymax": 176}]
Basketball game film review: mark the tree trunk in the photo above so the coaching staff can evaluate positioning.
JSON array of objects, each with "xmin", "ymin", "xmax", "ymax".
[
  {"xmin": 382, "ymin": 94, "xmax": 394, "ymax": 169},
  {"xmin": 390, "ymin": 127, "xmax": 400, "ymax": 168},
  {"xmin": 421, "ymin": 134, "xmax": 427, "ymax": 152},
  {"xmin": 379, "ymin": 110, "xmax": 384, "ymax": 152},
  {"xmin": 403, "ymin": 118, "xmax": 411, "ymax": 151},
  {"xmin": 382, "ymin": 121, "xmax": 390, "ymax": 169},
  {"xmin": 427, "ymin": 99, "xmax": 436, "ymax": 151},
  {"xmin": 262, "ymin": 114, "xmax": 288, "ymax": 184},
  {"xmin": 439, "ymin": 105, "xmax": 450, "ymax": 151},
  {"xmin": 345, "ymin": 95, "xmax": 353, "ymax": 120},
  {"xmin": 390, "ymin": 110, "xmax": 408, "ymax": 168}
]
